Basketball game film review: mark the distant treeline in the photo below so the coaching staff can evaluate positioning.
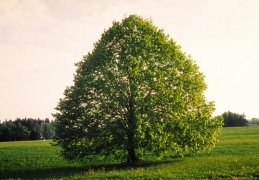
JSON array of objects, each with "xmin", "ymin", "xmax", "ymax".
[
  {"xmin": 222, "ymin": 111, "xmax": 248, "ymax": 127},
  {"xmin": 249, "ymin": 118, "xmax": 259, "ymax": 126},
  {"xmin": 0, "ymin": 118, "xmax": 55, "ymax": 142}
]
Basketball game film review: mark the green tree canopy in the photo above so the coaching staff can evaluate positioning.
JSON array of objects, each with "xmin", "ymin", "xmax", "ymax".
[
  {"xmin": 53, "ymin": 15, "xmax": 223, "ymax": 163},
  {"xmin": 222, "ymin": 111, "xmax": 248, "ymax": 127}
]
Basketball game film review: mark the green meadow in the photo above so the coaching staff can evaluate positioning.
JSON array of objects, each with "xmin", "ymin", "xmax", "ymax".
[{"xmin": 0, "ymin": 126, "xmax": 259, "ymax": 179}]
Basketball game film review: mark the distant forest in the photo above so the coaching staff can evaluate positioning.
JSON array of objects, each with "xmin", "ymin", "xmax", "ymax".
[
  {"xmin": 0, "ymin": 118, "xmax": 55, "ymax": 142},
  {"xmin": 222, "ymin": 111, "xmax": 259, "ymax": 127}
]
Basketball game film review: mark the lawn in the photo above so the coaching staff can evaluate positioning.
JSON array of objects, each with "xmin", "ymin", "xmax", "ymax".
[{"xmin": 0, "ymin": 126, "xmax": 259, "ymax": 179}]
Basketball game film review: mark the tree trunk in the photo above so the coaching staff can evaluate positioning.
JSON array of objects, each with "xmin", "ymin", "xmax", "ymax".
[
  {"xmin": 126, "ymin": 77, "xmax": 139, "ymax": 163},
  {"xmin": 127, "ymin": 145, "xmax": 139, "ymax": 163},
  {"xmin": 127, "ymin": 109, "xmax": 139, "ymax": 163},
  {"xmin": 126, "ymin": 94, "xmax": 139, "ymax": 162}
]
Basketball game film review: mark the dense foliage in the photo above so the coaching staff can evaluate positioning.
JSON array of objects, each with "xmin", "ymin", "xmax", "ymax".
[
  {"xmin": 222, "ymin": 111, "xmax": 248, "ymax": 127},
  {"xmin": 0, "ymin": 118, "xmax": 55, "ymax": 141},
  {"xmin": 54, "ymin": 15, "xmax": 223, "ymax": 162}
]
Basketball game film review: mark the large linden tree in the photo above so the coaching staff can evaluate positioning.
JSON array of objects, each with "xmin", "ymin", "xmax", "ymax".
[{"xmin": 53, "ymin": 15, "xmax": 223, "ymax": 163}]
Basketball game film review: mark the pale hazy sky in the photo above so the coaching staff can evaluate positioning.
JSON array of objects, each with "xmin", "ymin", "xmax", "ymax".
[{"xmin": 0, "ymin": 0, "xmax": 259, "ymax": 120}]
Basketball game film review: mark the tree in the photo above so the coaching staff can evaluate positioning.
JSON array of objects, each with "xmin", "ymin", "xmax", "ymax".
[
  {"xmin": 43, "ymin": 121, "xmax": 55, "ymax": 140},
  {"xmin": 13, "ymin": 122, "xmax": 30, "ymax": 140},
  {"xmin": 222, "ymin": 111, "xmax": 248, "ymax": 127},
  {"xmin": 249, "ymin": 118, "xmax": 259, "ymax": 125},
  {"xmin": 0, "ymin": 120, "xmax": 16, "ymax": 141},
  {"xmin": 53, "ymin": 15, "xmax": 223, "ymax": 163}
]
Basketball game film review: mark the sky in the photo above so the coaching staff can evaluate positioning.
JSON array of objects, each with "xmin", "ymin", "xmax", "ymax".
[{"xmin": 0, "ymin": 0, "xmax": 259, "ymax": 120}]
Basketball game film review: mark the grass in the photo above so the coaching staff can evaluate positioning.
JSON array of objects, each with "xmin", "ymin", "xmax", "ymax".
[{"xmin": 0, "ymin": 126, "xmax": 259, "ymax": 179}]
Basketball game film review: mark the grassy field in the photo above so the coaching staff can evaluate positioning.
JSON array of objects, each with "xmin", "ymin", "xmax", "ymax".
[{"xmin": 0, "ymin": 126, "xmax": 259, "ymax": 179}]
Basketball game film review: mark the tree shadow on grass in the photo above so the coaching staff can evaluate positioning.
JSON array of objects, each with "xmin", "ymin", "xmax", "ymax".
[{"xmin": 0, "ymin": 159, "xmax": 182, "ymax": 179}]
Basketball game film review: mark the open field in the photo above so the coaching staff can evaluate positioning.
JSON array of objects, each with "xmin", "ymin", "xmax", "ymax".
[{"xmin": 0, "ymin": 126, "xmax": 259, "ymax": 179}]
